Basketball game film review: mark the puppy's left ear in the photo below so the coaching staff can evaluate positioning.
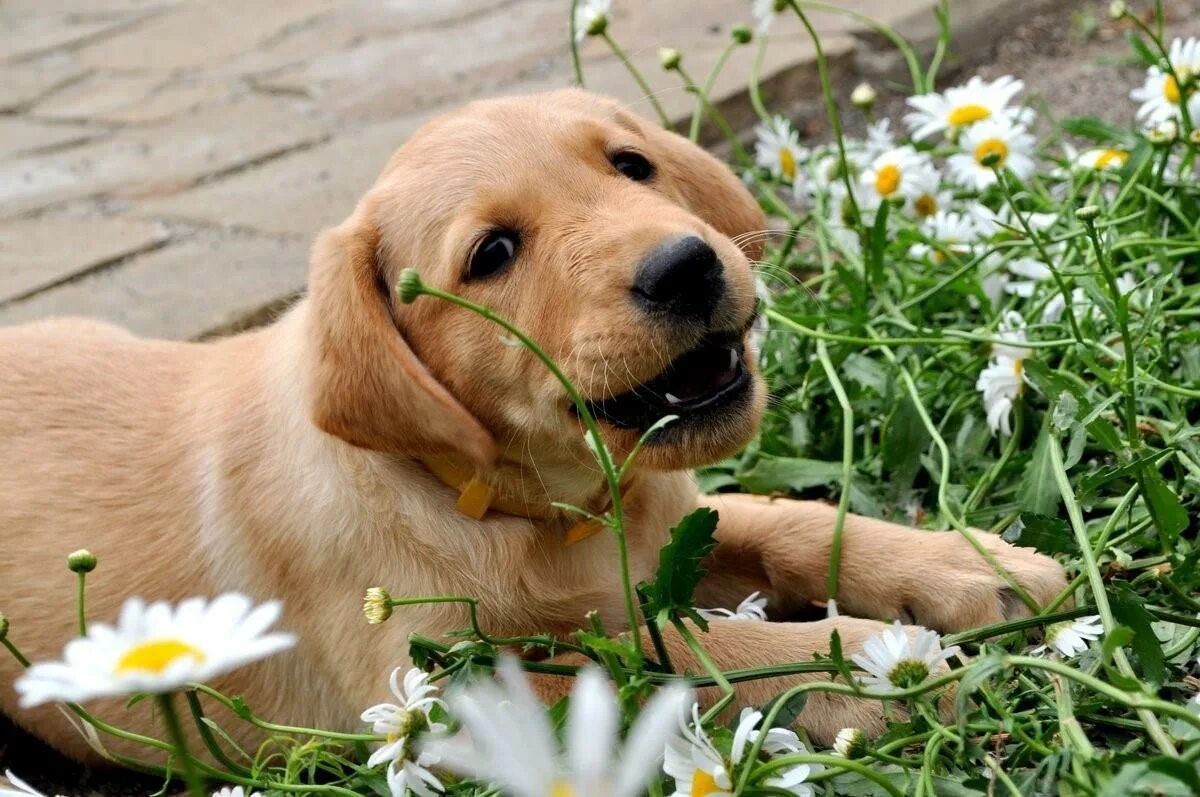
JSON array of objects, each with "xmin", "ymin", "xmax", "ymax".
[
  {"xmin": 644, "ymin": 125, "xmax": 768, "ymax": 261},
  {"xmin": 306, "ymin": 199, "xmax": 497, "ymax": 468}
]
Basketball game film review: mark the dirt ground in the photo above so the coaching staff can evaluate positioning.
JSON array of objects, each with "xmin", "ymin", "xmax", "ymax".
[{"xmin": 4, "ymin": 0, "xmax": 1200, "ymax": 794}]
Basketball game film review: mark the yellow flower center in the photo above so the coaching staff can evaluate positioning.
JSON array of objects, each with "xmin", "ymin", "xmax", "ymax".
[
  {"xmin": 1012, "ymin": 358, "xmax": 1025, "ymax": 378},
  {"xmin": 947, "ymin": 103, "xmax": 991, "ymax": 126},
  {"xmin": 874, "ymin": 163, "xmax": 902, "ymax": 196},
  {"xmin": 115, "ymin": 639, "xmax": 204, "ymax": 675},
  {"xmin": 1095, "ymin": 149, "xmax": 1129, "ymax": 169},
  {"xmin": 914, "ymin": 192, "xmax": 938, "ymax": 218},
  {"xmin": 974, "ymin": 137, "xmax": 1009, "ymax": 167},
  {"xmin": 550, "ymin": 783, "xmax": 575, "ymax": 797},
  {"xmin": 1164, "ymin": 74, "xmax": 1182, "ymax": 103},
  {"xmin": 691, "ymin": 769, "xmax": 721, "ymax": 797},
  {"xmin": 779, "ymin": 147, "xmax": 797, "ymax": 180}
]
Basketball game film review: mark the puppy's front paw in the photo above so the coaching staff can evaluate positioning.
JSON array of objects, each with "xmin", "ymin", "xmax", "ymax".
[{"xmin": 867, "ymin": 531, "xmax": 1068, "ymax": 632}]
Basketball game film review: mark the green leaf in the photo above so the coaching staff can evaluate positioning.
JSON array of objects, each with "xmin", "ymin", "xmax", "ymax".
[
  {"xmin": 1017, "ymin": 423, "xmax": 1061, "ymax": 516},
  {"xmin": 1022, "ymin": 360, "xmax": 1123, "ymax": 454},
  {"xmin": 1125, "ymin": 30, "xmax": 1161, "ymax": 68},
  {"xmin": 1079, "ymin": 450, "xmax": 1167, "ymax": 495},
  {"xmin": 1061, "ymin": 116, "xmax": 1128, "ymax": 145},
  {"xmin": 1140, "ymin": 466, "xmax": 1189, "ymax": 542},
  {"xmin": 760, "ymin": 690, "xmax": 808, "ymax": 729},
  {"xmin": 1110, "ymin": 583, "xmax": 1167, "ymax": 685},
  {"xmin": 1101, "ymin": 757, "xmax": 1200, "ymax": 796},
  {"xmin": 867, "ymin": 199, "xmax": 890, "ymax": 285},
  {"xmin": 639, "ymin": 508, "xmax": 720, "ymax": 627},
  {"xmin": 882, "ymin": 396, "xmax": 930, "ymax": 496},
  {"xmin": 1005, "ymin": 513, "xmax": 1078, "ymax": 555},
  {"xmin": 737, "ymin": 456, "xmax": 843, "ymax": 494}
]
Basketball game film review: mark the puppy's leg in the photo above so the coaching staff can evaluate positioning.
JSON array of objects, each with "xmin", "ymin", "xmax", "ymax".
[
  {"xmin": 532, "ymin": 617, "xmax": 949, "ymax": 745},
  {"xmin": 698, "ymin": 494, "xmax": 1067, "ymax": 632}
]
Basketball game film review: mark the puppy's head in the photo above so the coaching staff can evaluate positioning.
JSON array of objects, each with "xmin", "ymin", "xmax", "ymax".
[{"xmin": 309, "ymin": 89, "xmax": 767, "ymax": 473}]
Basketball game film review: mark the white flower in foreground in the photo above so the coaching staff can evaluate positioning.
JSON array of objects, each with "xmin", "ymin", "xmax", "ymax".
[
  {"xmin": 665, "ymin": 705, "xmax": 820, "ymax": 796},
  {"xmin": 910, "ymin": 210, "xmax": 979, "ymax": 263},
  {"xmin": 362, "ymin": 667, "xmax": 448, "ymax": 796},
  {"xmin": 425, "ymin": 656, "xmax": 691, "ymax": 797},
  {"xmin": 948, "ymin": 118, "xmax": 1037, "ymax": 190},
  {"xmin": 977, "ymin": 356, "xmax": 1026, "ymax": 435},
  {"xmin": 832, "ymin": 727, "xmax": 866, "ymax": 759},
  {"xmin": 1074, "ymin": 147, "xmax": 1130, "ymax": 172},
  {"xmin": 1131, "ymin": 37, "xmax": 1200, "ymax": 125},
  {"xmin": 697, "ymin": 591, "xmax": 768, "ymax": 622},
  {"xmin": 851, "ymin": 621, "xmax": 961, "ymax": 690},
  {"xmin": 212, "ymin": 788, "xmax": 262, "ymax": 797},
  {"xmin": 905, "ymin": 166, "xmax": 951, "ymax": 220},
  {"xmin": 863, "ymin": 118, "xmax": 896, "ymax": 160},
  {"xmin": 858, "ymin": 146, "xmax": 936, "ymax": 211},
  {"xmin": 752, "ymin": 0, "xmax": 779, "ymax": 35},
  {"xmin": 755, "ymin": 115, "xmax": 807, "ymax": 184},
  {"xmin": 2, "ymin": 771, "xmax": 53, "ymax": 797},
  {"xmin": 904, "ymin": 75, "xmax": 1031, "ymax": 141},
  {"xmin": 573, "ymin": 0, "xmax": 612, "ymax": 42},
  {"xmin": 1033, "ymin": 616, "xmax": 1104, "ymax": 658},
  {"xmin": 15, "ymin": 594, "xmax": 295, "ymax": 707}
]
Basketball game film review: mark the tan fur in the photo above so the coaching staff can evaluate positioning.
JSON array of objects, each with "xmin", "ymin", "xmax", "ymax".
[{"xmin": 0, "ymin": 90, "xmax": 1066, "ymax": 763}]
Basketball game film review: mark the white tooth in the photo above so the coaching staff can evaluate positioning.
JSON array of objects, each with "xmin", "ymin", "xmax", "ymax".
[
  {"xmin": 728, "ymin": 348, "xmax": 737, "ymax": 369},
  {"xmin": 665, "ymin": 392, "xmax": 682, "ymax": 405}
]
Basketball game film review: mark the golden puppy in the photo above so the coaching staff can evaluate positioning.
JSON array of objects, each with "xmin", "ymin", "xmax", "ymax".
[{"xmin": 0, "ymin": 89, "xmax": 1066, "ymax": 763}]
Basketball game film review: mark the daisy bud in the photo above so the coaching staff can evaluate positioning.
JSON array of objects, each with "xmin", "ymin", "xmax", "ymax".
[
  {"xmin": 1075, "ymin": 204, "xmax": 1101, "ymax": 221},
  {"xmin": 772, "ymin": 0, "xmax": 787, "ymax": 11},
  {"xmin": 67, "ymin": 549, "xmax": 97, "ymax": 574},
  {"xmin": 584, "ymin": 12, "xmax": 608, "ymax": 37},
  {"xmin": 979, "ymin": 150, "xmax": 1003, "ymax": 168},
  {"xmin": 833, "ymin": 727, "xmax": 867, "ymax": 759},
  {"xmin": 658, "ymin": 48, "xmax": 681, "ymax": 71},
  {"xmin": 1147, "ymin": 118, "xmax": 1178, "ymax": 144},
  {"xmin": 731, "ymin": 24, "xmax": 753, "ymax": 44},
  {"xmin": 363, "ymin": 587, "xmax": 393, "ymax": 625},
  {"xmin": 850, "ymin": 82, "xmax": 877, "ymax": 109},
  {"xmin": 1189, "ymin": 129, "xmax": 1200, "ymax": 146},
  {"xmin": 0, "ymin": 612, "xmax": 8, "ymax": 641},
  {"xmin": 396, "ymin": 269, "xmax": 425, "ymax": 304},
  {"xmin": 1108, "ymin": 0, "xmax": 1127, "ymax": 19}
]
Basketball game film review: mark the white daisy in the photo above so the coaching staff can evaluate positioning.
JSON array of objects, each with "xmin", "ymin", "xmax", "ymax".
[
  {"xmin": 15, "ymin": 594, "xmax": 295, "ymax": 707},
  {"xmin": 755, "ymin": 115, "xmax": 807, "ymax": 184},
  {"xmin": 832, "ymin": 728, "xmax": 866, "ymax": 759},
  {"xmin": 1074, "ymin": 148, "xmax": 1130, "ymax": 172},
  {"xmin": 1130, "ymin": 37, "xmax": 1200, "ymax": 125},
  {"xmin": 948, "ymin": 118, "xmax": 1037, "ymax": 190},
  {"xmin": 909, "ymin": 210, "xmax": 979, "ymax": 263},
  {"xmin": 212, "ymin": 788, "xmax": 262, "ymax": 797},
  {"xmin": 850, "ymin": 621, "xmax": 960, "ymax": 690},
  {"xmin": 986, "ymin": 256, "xmax": 1052, "ymax": 302},
  {"xmin": 573, "ymin": 0, "xmax": 612, "ymax": 42},
  {"xmin": 970, "ymin": 204, "xmax": 1058, "ymax": 239},
  {"xmin": 362, "ymin": 668, "xmax": 448, "ymax": 795},
  {"xmin": 424, "ymin": 656, "xmax": 691, "ymax": 797},
  {"xmin": 905, "ymin": 166, "xmax": 951, "ymax": 220},
  {"xmin": 904, "ymin": 75, "xmax": 1032, "ymax": 141},
  {"xmin": 697, "ymin": 592, "xmax": 768, "ymax": 622},
  {"xmin": 1032, "ymin": 615, "xmax": 1104, "ymax": 657},
  {"xmin": 976, "ymin": 354, "xmax": 1027, "ymax": 436},
  {"xmin": 863, "ymin": 118, "xmax": 896, "ymax": 161},
  {"xmin": 858, "ymin": 146, "xmax": 937, "ymax": 212},
  {"xmin": 2, "ymin": 771, "xmax": 54, "ymax": 797}
]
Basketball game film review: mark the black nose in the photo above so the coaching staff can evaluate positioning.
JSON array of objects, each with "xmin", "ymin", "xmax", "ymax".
[{"xmin": 632, "ymin": 236, "xmax": 725, "ymax": 322}]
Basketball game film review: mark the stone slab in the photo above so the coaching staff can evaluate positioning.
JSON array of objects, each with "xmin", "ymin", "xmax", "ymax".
[
  {"xmin": 0, "ymin": 10, "xmax": 136, "ymax": 63},
  {"xmin": 0, "ymin": 214, "xmax": 168, "ymax": 305},
  {"xmin": 0, "ymin": 95, "xmax": 328, "ymax": 216},
  {"xmin": 138, "ymin": 115, "xmax": 425, "ymax": 237},
  {"xmin": 0, "ymin": 53, "xmax": 88, "ymax": 112},
  {"xmin": 0, "ymin": 118, "xmax": 95, "ymax": 159},
  {"xmin": 0, "ymin": 235, "xmax": 309, "ymax": 340},
  {"xmin": 32, "ymin": 72, "xmax": 231, "ymax": 125},
  {"xmin": 73, "ymin": 0, "xmax": 338, "ymax": 71}
]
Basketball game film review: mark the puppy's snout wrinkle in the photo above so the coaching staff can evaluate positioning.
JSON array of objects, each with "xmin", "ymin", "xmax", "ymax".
[{"xmin": 631, "ymin": 235, "xmax": 725, "ymax": 323}]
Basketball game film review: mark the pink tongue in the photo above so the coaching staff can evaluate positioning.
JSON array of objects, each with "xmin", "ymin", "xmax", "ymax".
[{"xmin": 665, "ymin": 346, "xmax": 737, "ymax": 404}]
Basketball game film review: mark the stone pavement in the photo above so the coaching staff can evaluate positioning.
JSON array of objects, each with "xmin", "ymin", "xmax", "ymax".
[{"xmin": 0, "ymin": 0, "xmax": 994, "ymax": 341}]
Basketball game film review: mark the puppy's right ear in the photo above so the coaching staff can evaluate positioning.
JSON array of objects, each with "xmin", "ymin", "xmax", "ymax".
[{"xmin": 306, "ymin": 202, "xmax": 497, "ymax": 468}]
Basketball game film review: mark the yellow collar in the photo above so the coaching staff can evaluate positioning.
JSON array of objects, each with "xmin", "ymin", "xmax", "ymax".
[{"xmin": 419, "ymin": 455, "xmax": 636, "ymax": 545}]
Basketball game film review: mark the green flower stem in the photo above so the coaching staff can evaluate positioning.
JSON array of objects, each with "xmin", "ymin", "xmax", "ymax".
[
  {"xmin": 1047, "ymin": 436, "xmax": 1177, "ymax": 756},
  {"xmin": 76, "ymin": 572, "xmax": 87, "ymax": 637},
  {"xmin": 402, "ymin": 274, "xmax": 644, "ymax": 664},
  {"xmin": 765, "ymin": 308, "xmax": 1075, "ymax": 349},
  {"xmin": 157, "ymin": 693, "xmax": 206, "ymax": 797},
  {"xmin": 1092, "ymin": 485, "xmax": 1139, "ymax": 557},
  {"xmin": 184, "ymin": 689, "xmax": 252, "ymax": 778},
  {"xmin": 925, "ymin": 0, "xmax": 951, "ymax": 90},
  {"xmin": 689, "ymin": 40, "xmax": 738, "ymax": 142},
  {"xmin": 381, "ymin": 594, "xmax": 589, "ymax": 656},
  {"xmin": 191, "ymin": 684, "xmax": 382, "ymax": 743},
  {"xmin": 748, "ymin": 39, "xmax": 770, "ymax": 122},
  {"xmin": 963, "ymin": 403, "xmax": 1023, "ymax": 514},
  {"xmin": 941, "ymin": 606, "xmax": 1095, "ymax": 648},
  {"xmin": 752, "ymin": 753, "xmax": 905, "ymax": 796},
  {"xmin": 875, "ymin": 340, "xmax": 1040, "ymax": 612},
  {"xmin": 567, "ymin": 0, "xmax": 584, "ymax": 86},
  {"xmin": 785, "ymin": 1, "xmax": 864, "ymax": 252},
  {"xmin": 993, "ymin": 168, "xmax": 1085, "ymax": 344},
  {"xmin": 793, "ymin": 1, "xmax": 924, "ymax": 94},
  {"xmin": 2, "ymin": 635, "xmax": 31, "ymax": 668},
  {"xmin": 815, "ymin": 337, "xmax": 852, "ymax": 606},
  {"xmin": 599, "ymin": 31, "xmax": 672, "ymax": 129},
  {"xmin": 672, "ymin": 618, "xmax": 735, "ymax": 723}
]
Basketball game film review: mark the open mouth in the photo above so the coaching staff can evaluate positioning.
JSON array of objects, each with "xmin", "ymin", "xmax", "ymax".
[{"xmin": 582, "ymin": 332, "xmax": 750, "ymax": 430}]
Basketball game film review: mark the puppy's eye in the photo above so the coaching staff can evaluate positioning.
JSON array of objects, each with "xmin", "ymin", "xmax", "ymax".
[
  {"xmin": 611, "ymin": 150, "xmax": 654, "ymax": 181},
  {"xmin": 467, "ymin": 230, "xmax": 519, "ymax": 280}
]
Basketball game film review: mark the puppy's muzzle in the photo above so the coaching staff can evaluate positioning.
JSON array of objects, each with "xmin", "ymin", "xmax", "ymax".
[{"xmin": 631, "ymin": 235, "xmax": 725, "ymax": 324}]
